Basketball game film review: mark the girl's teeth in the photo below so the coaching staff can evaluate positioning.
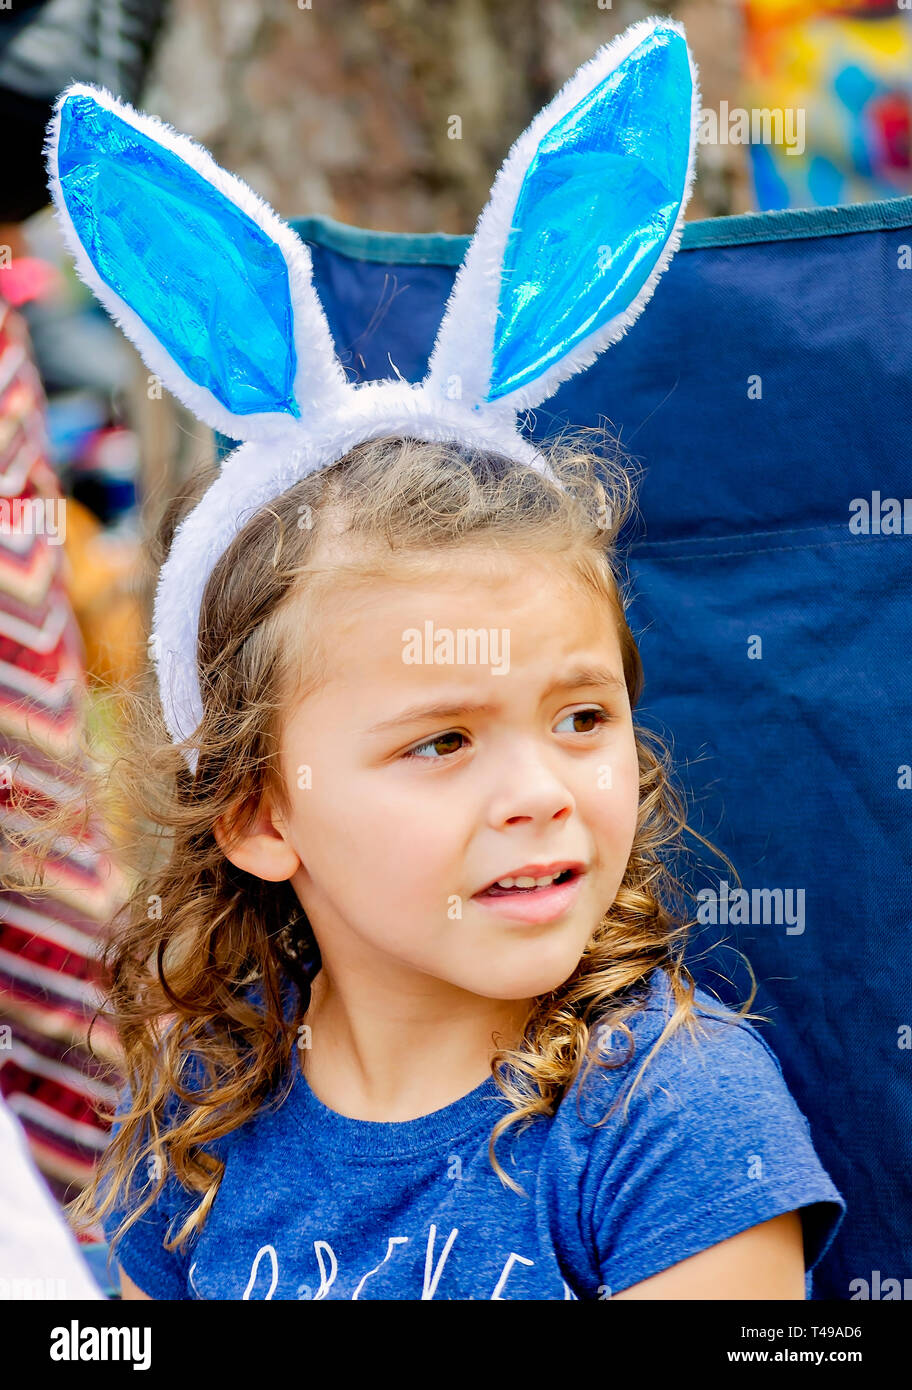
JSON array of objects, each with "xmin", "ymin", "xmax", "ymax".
[{"xmin": 494, "ymin": 872, "xmax": 562, "ymax": 890}]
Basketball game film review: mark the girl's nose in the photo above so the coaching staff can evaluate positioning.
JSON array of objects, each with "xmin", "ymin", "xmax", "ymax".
[{"xmin": 485, "ymin": 753, "xmax": 575, "ymax": 830}]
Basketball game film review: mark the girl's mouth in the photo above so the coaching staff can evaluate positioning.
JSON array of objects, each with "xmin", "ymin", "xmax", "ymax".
[
  {"xmin": 479, "ymin": 866, "xmax": 578, "ymax": 896},
  {"xmin": 472, "ymin": 862, "xmax": 586, "ymax": 925}
]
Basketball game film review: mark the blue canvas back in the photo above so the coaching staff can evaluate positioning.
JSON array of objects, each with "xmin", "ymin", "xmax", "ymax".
[{"xmin": 214, "ymin": 196, "xmax": 912, "ymax": 1301}]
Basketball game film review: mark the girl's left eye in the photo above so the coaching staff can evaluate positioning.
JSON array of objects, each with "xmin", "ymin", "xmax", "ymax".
[
  {"xmin": 403, "ymin": 730, "xmax": 469, "ymax": 760},
  {"xmin": 554, "ymin": 707, "xmax": 611, "ymax": 735}
]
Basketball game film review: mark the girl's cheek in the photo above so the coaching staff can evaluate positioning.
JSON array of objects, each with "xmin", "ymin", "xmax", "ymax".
[{"xmin": 583, "ymin": 748, "xmax": 640, "ymax": 839}]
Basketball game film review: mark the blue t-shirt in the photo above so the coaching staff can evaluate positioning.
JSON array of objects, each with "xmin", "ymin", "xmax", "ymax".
[{"xmin": 103, "ymin": 967, "xmax": 845, "ymax": 1300}]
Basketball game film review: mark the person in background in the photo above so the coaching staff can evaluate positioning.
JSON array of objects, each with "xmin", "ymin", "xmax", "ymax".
[
  {"xmin": 0, "ymin": 237, "xmax": 126, "ymax": 1229},
  {"xmin": 0, "ymin": 0, "xmax": 169, "ymax": 1236}
]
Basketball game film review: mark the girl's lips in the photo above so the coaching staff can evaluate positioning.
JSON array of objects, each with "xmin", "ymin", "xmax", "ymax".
[{"xmin": 471, "ymin": 871, "xmax": 585, "ymax": 925}]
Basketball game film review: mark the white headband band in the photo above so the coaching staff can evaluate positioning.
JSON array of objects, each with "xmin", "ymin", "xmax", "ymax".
[{"xmin": 44, "ymin": 14, "xmax": 699, "ymax": 774}]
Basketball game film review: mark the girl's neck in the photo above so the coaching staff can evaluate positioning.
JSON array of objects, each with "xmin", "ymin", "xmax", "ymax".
[{"xmin": 299, "ymin": 971, "xmax": 530, "ymax": 1123}]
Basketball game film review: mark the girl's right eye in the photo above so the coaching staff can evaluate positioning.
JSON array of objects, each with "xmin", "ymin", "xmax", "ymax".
[{"xmin": 402, "ymin": 731, "xmax": 468, "ymax": 760}]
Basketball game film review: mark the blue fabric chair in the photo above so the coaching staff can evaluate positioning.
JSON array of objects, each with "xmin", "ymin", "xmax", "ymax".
[{"xmin": 188, "ymin": 194, "xmax": 908, "ymax": 1301}]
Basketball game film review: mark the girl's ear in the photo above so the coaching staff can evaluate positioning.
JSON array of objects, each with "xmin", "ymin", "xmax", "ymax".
[
  {"xmin": 44, "ymin": 84, "xmax": 351, "ymax": 444},
  {"xmin": 424, "ymin": 18, "xmax": 699, "ymax": 416},
  {"xmin": 213, "ymin": 799, "xmax": 300, "ymax": 884}
]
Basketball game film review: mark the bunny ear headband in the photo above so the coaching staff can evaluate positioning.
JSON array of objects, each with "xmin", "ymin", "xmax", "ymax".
[{"xmin": 44, "ymin": 15, "xmax": 698, "ymax": 776}]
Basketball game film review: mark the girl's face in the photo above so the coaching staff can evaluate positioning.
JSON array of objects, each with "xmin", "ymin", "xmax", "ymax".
[{"xmin": 273, "ymin": 548, "xmax": 641, "ymax": 1003}]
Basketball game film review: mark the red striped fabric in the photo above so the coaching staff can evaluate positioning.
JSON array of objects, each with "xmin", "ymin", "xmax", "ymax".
[{"xmin": 0, "ymin": 296, "xmax": 125, "ymax": 1233}]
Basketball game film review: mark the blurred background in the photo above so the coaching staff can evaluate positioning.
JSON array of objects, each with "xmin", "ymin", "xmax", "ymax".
[{"xmin": 0, "ymin": 0, "xmax": 909, "ymax": 1238}]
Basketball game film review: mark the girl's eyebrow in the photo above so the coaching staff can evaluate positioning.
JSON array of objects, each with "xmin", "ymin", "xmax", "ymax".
[{"xmin": 366, "ymin": 665, "xmax": 626, "ymax": 735}]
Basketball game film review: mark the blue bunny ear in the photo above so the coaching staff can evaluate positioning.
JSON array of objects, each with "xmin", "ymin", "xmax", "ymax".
[
  {"xmin": 425, "ymin": 17, "xmax": 698, "ymax": 415},
  {"xmin": 44, "ymin": 84, "xmax": 350, "ymax": 443}
]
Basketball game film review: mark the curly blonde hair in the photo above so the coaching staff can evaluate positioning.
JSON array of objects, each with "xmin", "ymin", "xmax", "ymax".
[{"xmin": 0, "ymin": 427, "xmax": 762, "ymax": 1281}]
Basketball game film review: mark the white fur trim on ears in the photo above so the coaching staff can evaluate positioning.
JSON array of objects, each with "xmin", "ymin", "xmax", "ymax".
[
  {"xmin": 43, "ymin": 82, "xmax": 352, "ymax": 442},
  {"xmin": 424, "ymin": 16, "xmax": 699, "ymax": 417}
]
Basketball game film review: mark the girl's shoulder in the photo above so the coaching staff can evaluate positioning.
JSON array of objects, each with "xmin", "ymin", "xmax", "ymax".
[
  {"xmin": 545, "ymin": 967, "xmax": 846, "ymax": 1294},
  {"xmin": 586, "ymin": 964, "xmax": 792, "ymax": 1082},
  {"xmin": 564, "ymin": 964, "xmax": 808, "ymax": 1138}
]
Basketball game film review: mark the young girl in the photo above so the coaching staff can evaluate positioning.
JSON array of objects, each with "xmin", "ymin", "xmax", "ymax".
[{"xmin": 36, "ymin": 18, "xmax": 844, "ymax": 1301}]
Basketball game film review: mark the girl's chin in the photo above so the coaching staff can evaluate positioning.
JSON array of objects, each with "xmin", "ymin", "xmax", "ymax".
[{"xmin": 462, "ymin": 937, "xmax": 593, "ymax": 1001}]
